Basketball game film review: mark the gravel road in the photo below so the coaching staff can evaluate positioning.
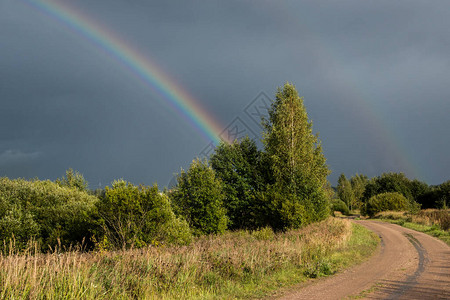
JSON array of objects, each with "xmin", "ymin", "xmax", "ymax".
[{"xmin": 276, "ymin": 220, "xmax": 450, "ymax": 299}]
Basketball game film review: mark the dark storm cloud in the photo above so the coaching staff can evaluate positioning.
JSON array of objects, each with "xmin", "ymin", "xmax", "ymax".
[{"xmin": 1, "ymin": 0, "xmax": 449, "ymax": 186}]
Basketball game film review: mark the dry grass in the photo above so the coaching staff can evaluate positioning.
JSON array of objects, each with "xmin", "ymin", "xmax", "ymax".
[
  {"xmin": 375, "ymin": 209, "xmax": 450, "ymax": 231},
  {"xmin": 0, "ymin": 218, "xmax": 361, "ymax": 299},
  {"xmin": 374, "ymin": 209, "xmax": 450, "ymax": 246}
]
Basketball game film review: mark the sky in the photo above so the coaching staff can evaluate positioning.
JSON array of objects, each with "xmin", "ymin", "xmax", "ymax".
[{"xmin": 1, "ymin": 0, "xmax": 449, "ymax": 188}]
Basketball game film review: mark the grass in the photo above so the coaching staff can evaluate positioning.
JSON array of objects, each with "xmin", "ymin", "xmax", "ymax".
[
  {"xmin": 373, "ymin": 209, "xmax": 450, "ymax": 246},
  {"xmin": 0, "ymin": 218, "xmax": 379, "ymax": 299}
]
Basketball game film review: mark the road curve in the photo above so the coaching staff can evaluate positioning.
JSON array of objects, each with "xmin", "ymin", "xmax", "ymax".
[{"xmin": 276, "ymin": 220, "xmax": 450, "ymax": 300}]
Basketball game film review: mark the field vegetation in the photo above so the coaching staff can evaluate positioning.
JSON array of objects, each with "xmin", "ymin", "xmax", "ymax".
[
  {"xmin": 0, "ymin": 218, "xmax": 378, "ymax": 299},
  {"xmin": 0, "ymin": 83, "xmax": 447, "ymax": 298},
  {"xmin": 373, "ymin": 209, "xmax": 450, "ymax": 245}
]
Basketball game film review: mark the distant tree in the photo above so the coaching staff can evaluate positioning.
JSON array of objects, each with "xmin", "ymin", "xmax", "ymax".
[
  {"xmin": 337, "ymin": 174, "xmax": 355, "ymax": 211},
  {"xmin": 362, "ymin": 192, "xmax": 410, "ymax": 217},
  {"xmin": 170, "ymin": 159, "xmax": 228, "ymax": 235},
  {"xmin": 363, "ymin": 173, "xmax": 413, "ymax": 202},
  {"xmin": 409, "ymin": 179, "xmax": 430, "ymax": 203},
  {"xmin": 262, "ymin": 83, "xmax": 330, "ymax": 229},
  {"xmin": 210, "ymin": 137, "xmax": 263, "ymax": 229},
  {"xmin": 56, "ymin": 168, "xmax": 89, "ymax": 192},
  {"xmin": 350, "ymin": 174, "xmax": 368, "ymax": 209},
  {"xmin": 418, "ymin": 181, "xmax": 450, "ymax": 209}
]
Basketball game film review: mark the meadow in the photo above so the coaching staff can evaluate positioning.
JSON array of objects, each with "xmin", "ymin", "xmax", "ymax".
[
  {"xmin": 373, "ymin": 209, "xmax": 450, "ymax": 245},
  {"xmin": 0, "ymin": 218, "xmax": 378, "ymax": 299}
]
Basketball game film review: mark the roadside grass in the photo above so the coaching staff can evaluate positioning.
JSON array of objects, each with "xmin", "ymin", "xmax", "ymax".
[
  {"xmin": 373, "ymin": 210, "xmax": 450, "ymax": 246},
  {"xmin": 0, "ymin": 218, "xmax": 379, "ymax": 299}
]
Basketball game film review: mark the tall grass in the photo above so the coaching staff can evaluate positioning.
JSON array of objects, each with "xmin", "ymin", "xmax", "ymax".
[
  {"xmin": 0, "ymin": 218, "xmax": 377, "ymax": 299},
  {"xmin": 374, "ymin": 209, "xmax": 450, "ymax": 245}
]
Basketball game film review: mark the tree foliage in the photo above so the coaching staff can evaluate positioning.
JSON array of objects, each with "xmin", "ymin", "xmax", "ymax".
[
  {"xmin": 170, "ymin": 159, "xmax": 228, "ymax": 235},
  {"xmin": 56, "ymin": 168, "xmax": 89, "ymax": 192},
  {"xmin": 350, "ymin": 174, "xmax": 368, "ymax": 208},
  {"xmin": 362, "ymin": 192, "xmax": 410, "ymax": 217},
  {"xmin": 363, "ymin": 173, "xmax": 413, "ymax": 202},
  {"xmin": 337, "ymin": 174, "xmax": 355, "ymax": 211},
  {"xmin": 0, "ymin": 177, "xmax": 98, "ymax": 251},
  {"xmin": 262, "ymin": 83, "xmax": 330, "ymax": 229},
  {"xmin": 97, "ymin": 180, "xmax": 192, "ymax": 249},
  {"xmin": 210, "ymin": 137, "xmax": 264, "ymax": 229}
]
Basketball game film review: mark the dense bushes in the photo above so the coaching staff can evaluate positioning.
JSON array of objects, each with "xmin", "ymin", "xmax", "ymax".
[
  {"xmin": 170, "ymin": 159, "xmax": 228, "ymax": 235},
  {"xmin": 331, "ymin": 199, "xmax": 350, "ymax": 216},
  {"xmin": 97, "ymin": 180, "xmax": 191, "ymax": 249},
  {"xmin": 362, "ymin": 192, "xmax": 410, "ymax": 217},
  {"xmin": 0, "ymin": 177, "xmax": 98, "ymax": 251},
  {"xmin": 210, "ymin": 137, "xmax": 263, "ymax": 230}
]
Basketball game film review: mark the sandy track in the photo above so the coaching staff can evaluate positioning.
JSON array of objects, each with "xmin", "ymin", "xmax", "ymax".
[{"xmin": 276, "ymin": 220, "xmax": 450, "ymax": 299}]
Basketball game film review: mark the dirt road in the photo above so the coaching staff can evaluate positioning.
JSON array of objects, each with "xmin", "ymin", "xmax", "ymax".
[{"xmin": 277, "ymin": 220, "xmax": 450, "ymax": 299}]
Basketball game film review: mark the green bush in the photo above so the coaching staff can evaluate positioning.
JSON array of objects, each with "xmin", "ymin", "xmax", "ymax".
[
  {"xmin": 170, "ymin": 159, "xmax": 228, "ymax": 235},
  {"xmin": 362, "ymin": 192, "xmax": 410, "ymax": 217},
  {"xmin": 97, "ymin": 180, "xmax": 192, "ymax": 249},
  {"xmin": 331, "ymin": 199, "xmax": 350, "ymax": 216},
  {"xmin": 0, "ymin": 177, "xmax": 99, "ymax": 251}
]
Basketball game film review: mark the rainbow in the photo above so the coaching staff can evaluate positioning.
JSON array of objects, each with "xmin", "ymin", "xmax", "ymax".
[
  {"xmin": 23, "ymin": 0, "xmax": 225, "ymax": 145},
  {"xmin": 273, "ymin": 4, "xmax": 425, "ymax": 182}
]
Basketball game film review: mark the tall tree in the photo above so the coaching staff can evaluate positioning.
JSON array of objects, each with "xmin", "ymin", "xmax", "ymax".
[
  {"xmin": 210, "ymin": 137, "xmax": 263, "ymax": 229},
  {"xmin": 263, "ymin": 83, "xmax": 330, "ymax": 229},
  {"xmin": 337, "ymin": 174, "xmax": 355, "ymax": 211},
  {"xmin": 350, "ymin": 174, "xmax": 368, "ymax": 209}
]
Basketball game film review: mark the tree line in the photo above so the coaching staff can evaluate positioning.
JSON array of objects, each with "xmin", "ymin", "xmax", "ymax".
[
  {"xmin": 334, "ymin": 172, "xmax": 449, "ymax": 217},
  {"xmin": 1, "ymin": 83, "xmax": 447, "ymax": 252},
  {"xmin": 0, "ymin": 83, "xmax": 331, "ymax": 251}
]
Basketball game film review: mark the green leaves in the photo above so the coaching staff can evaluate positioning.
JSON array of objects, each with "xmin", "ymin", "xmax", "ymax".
[
  {"xmin": 170, "ymin": 159, "xmax": 228, "ymax": 235},
  {"xmin": 0, "ymin": 177, "xmax": 98, "ymax": 251},
  {"xmin": 97, "ymin": 180, "xmax": 192, "ymax": 249},
  {"xmin": 262, "ymin": 83, "xmax": 330, "ymax": 229},
  {"xmin": 210, "ymin": 137, "xmax": 263, "ymax": 230}
]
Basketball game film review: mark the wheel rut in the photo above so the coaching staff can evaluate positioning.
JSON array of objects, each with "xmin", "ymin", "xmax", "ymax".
[{"xmin": 275, "ymin": 220, "xmax": 450, "ymax": 300}]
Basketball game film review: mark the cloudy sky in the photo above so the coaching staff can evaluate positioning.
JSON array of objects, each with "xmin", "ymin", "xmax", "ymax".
[{"xmin": 1, "ymin": 0, "xmax": 449, "ymax": 188}]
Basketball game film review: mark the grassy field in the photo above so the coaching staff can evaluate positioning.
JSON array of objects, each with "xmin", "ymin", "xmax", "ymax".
[
  {"xmin": 0, "ymin": 218, "xmax": 379, "ymax": 299},
  {"xmin": 373, "ymin": 209, "xmax": 450, "ymax": 246}
]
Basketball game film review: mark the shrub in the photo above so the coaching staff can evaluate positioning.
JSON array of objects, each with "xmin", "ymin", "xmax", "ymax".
[
  {"xmin": 331, "ymin": 199, "xmax": 350, "ymax": 216},
  {"xmin": 97, "ymin": 180, "xmax": 192, "ymax": 249},
  {"xmin": 362, "ymin": 192, "xmax": 410, "ymax": 217},
  {"xmin": 0, "ymin": 177, "xmax": 99, "ymax": 251},
  {"xmin": 170, "ymin": 159, "xmax": 228, "ymax": 235}
]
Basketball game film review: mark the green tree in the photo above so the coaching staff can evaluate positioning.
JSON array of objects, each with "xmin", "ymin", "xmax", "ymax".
[
  {"xmin": 170, "ymin": 159, "xmax": 228, "ymax": 235},
  {"xmin": 362, "ymin": 192, "xmax": 410, "ymax": 217},
  {"xmin": 0, "ymin": 177, "xmax": 98, "ymax": 251},
  {"xmin": 56, "ymin": 168, "xmax": 89, "ymax": 192},
  {"xmin": 337, "ymin": 174, "xmax": 354, "ymax": 211},
  {"xmin": 210, "ymin": 137, "xmax": 263, "ymax": 229},
  {"xmin": 350, "ymin": 174, "xmax": 368, "ymax": 209},
  {"xmin": 363, "ymin": 173, "xmax": 413, "ymax": 202},
  {"xmin": 262, "ymin": 83, "xmax": 330, "ymax": 229},
  {"xmin": 97, "ymin": 180, "xmax": 191, "ymax": 249}
]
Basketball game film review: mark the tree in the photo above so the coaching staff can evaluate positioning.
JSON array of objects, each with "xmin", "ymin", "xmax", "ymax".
[
  {"xmin": 262, "ymin": 83, "xmax": 330, "ymax": 229},
  {"xmin": 363, "ymin": 173, "xmax": 413, "ymax": 202},
  {"xmin": 0, "ymin": 177, "xmax": 98, "ymax": 251},
  {"xmin": 337, "ymin": 174, "xmax": 354, "ymax": 211},
  {"xmin": 210, "ymin": 137, "xmax": 263, "ymax": 229},
  {"xmin": 170, "ymin": 159, "xmax": 228, "ymax": 235},
  {"xmin": 97, "ymin": 180, "xmax": 191, "ymax": 249},
  {"xmin": 350, "ymin": 174, "xmax": 368, "ymax": 209},
  {"xmin": 56, "ymin": 168, "xmax": 89, "ymax": 192},
  {"xmin": 362, "ymin": 192, "xmax": 410, "ymax": 217}
]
